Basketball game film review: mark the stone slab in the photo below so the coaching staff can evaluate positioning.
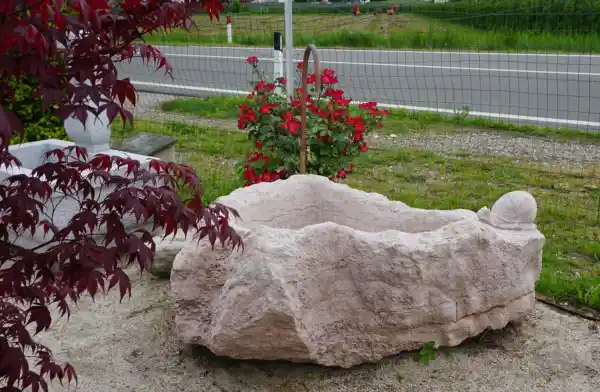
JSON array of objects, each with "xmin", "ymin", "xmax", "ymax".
[{"xmin": 117, "ymin": 132, "xmax": 177, "ymax": 159}]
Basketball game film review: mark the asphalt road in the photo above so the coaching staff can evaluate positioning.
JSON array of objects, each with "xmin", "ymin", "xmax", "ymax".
[{"xmin": 118, "ymin": 45, "xmax": 600, "ymax": 130}]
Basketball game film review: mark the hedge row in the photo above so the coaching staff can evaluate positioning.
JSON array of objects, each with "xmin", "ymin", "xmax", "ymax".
[
  {"xmin": 409, "ymin": 0, "xmax": 600, "ymax": 33},
  {"xmin": 5, "ymin": 77, "xmax": 67, "ymax": 145},
  {"xmin": 235, "ymin": 0, "xmax": 600, "ymax": 33}
]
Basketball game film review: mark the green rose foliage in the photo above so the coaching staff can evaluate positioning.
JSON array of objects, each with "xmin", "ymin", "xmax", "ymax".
[
  {"xmin": 232, "ymin": 0, "xmax": 241, "ymax": 13},
  {"xmin": 6, "ymin": 76, "xmax": 67, "ymax": 145}
]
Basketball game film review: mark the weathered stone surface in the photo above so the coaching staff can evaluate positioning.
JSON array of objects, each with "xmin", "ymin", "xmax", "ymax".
[
  {"xmin": 117, "ymin": 132, "xmax": 177, "ymax": 159},
  {"xmin": 477, "ymin": 190, "xmax": 538, "ymax": 230},
  {"xmin": 170, "ymin": 175, "xmax": 545, "ymax": 368},
  {"xmin": 150, "ymin": 233, "xmax": 188, "ymax": 279}
]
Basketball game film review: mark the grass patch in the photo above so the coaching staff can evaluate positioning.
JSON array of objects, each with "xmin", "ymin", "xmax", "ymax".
[
  {"xmin": 160, "ymin": 96, "xmax": 243, "ymax": 119},
  {"xmin": 112, "ymin": 118, "xmax": 600, "ymax": 310},
  {"xmin": 160, "ymin": 96, "xmax": 246, "ymax": 119},
  {"xmin": 160, "ymin": 96, "xmax": 600, "ymax": 144},
  {"xmin": 144, "ymin": 14, "xmax": 600, "ymax": 53},
  {"xmin": 111, "ymin": 119, "xmax": 250, "ymax": 203}
]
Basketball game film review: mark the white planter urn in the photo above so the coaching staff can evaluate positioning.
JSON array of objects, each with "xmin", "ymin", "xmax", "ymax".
[
  {"xmin": 64, "ymin": 106, "xmax": 111, "ymax": 154},
  {"xmin": 62, "ymin": 66, "xmax": 112, "ymax": 154}
]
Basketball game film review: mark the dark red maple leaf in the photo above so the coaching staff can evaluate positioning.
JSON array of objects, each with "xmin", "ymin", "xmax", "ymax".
[{"xmin": 0, "ymin": 2, "xmax": 234, "ymax": 391}]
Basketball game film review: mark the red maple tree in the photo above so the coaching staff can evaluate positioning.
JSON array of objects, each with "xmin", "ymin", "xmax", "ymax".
[{"xmin": 0, "ymin": 1, "xmax": 238, "ymax": 391}]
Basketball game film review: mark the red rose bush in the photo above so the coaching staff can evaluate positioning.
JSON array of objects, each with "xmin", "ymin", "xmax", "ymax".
[{"xmin": 238, "ymin": 57, "xmax": 389, "ymax": 187}]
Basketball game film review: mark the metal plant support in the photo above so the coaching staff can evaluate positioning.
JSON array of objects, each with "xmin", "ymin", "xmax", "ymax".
[{"xmin": 299, "ymin": 44, "xmax": 321, "ymax": 174}]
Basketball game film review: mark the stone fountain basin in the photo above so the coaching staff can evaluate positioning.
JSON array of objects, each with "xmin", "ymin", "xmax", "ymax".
[
  {"xmin": 3, "ymin": 139, "xmax": 157, "ymax": 249},
  {"xmin": 170, "ymin": 174, "xmax": 545, "ymax": 368}
]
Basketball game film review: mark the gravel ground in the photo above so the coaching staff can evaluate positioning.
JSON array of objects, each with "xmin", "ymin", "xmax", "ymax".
[
  {"xmin": 368, "ymin": 132, "xmax": 600, "ymax": 171},
  {"xmin": 133, "ymin": 92, "xmax": 600, "ymax": 172},
  {"xmin": 40, "ymin": 271, "xmax": 600, "ymax": 392}
]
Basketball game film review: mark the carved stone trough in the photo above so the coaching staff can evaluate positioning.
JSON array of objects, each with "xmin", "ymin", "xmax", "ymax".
[{"xmin": 170, "ymin": 174, "xmax": 545, "ymax": 368}]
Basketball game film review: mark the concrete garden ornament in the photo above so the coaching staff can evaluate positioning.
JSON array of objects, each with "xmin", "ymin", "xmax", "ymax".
[{"xmin": 170, "ymin": 175, "xmax": 545, "ymax": 368}]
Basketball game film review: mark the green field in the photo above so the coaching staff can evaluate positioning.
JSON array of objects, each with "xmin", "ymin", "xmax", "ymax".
[
  {"xmin": 114, "ymin": 96, "xmax": 600, "ymax": 312},
  {"xmin": 144, "ymin": 13, "xmax": 600, "ymax": 52}
]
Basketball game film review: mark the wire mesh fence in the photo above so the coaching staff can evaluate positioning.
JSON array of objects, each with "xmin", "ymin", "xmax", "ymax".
[
  {"xmin": 125, "ymin": 7, "xmax": 600, "ymax": 129},
  {"xmin": 115, "ymin": 5, "xmax": 600, "ymax": 309}
]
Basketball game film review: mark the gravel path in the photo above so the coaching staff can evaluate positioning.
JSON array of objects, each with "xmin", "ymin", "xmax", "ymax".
[
  {"xmin": 134, "ymin": 93, "xmax": 600, "ymax": 171},
  {"xmin": 369, "ymin": 131, "xmax": 600, "ymax": 171},
  {"xmin": 40, "ymin": 271, "xmax": 600, "ymax": 392}
]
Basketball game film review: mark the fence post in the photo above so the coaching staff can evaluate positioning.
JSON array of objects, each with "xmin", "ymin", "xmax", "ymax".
[
  {"xmin": 284, "ymin": 0, "xmax": 294, "ymax": 98},
  {"xmin": 226, "ymin": 15, "xmax": 232, "ymax": 44},
  {"xmin": 299, "ymin": 45, "xmax": 321, "ymax": 175},
  {"xmin": 273, "ymin": 32, "xmax": 284, "ymax": 81}
]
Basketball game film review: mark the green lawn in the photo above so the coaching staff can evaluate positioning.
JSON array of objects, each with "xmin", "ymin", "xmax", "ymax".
[
  {"xmin": 112, "ymin": 111, "xmax": 600, "ymax": 312},
  {"xmin": 161, "ymin": 96, "xmax": 244, "ymax": 120},
  {"xmin": 159, "ymin": 96, "xmax": 600, "ymax": 144},
  {"xmin": 143, "ymin": 13, "xmax": 600, "ymax": 53}
]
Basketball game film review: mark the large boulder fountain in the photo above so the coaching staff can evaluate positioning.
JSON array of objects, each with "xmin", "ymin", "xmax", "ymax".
[{"xmin": 170, "ymin": 175, "xmax": 545, "ymax": 368}]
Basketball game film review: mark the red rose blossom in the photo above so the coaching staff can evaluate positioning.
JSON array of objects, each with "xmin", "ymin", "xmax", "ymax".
[
  {"xmin": 324, "ymin": 88, "xmax": 344, "ymax": 100},
  {"xmin": 348, "ymin": 116, "xmax": 365, "ymax": 133},
  {"xmin": 282, "ymin": 112, "xmax": 301, "ymax": 135},
  {"xmin": 254, "ymin": 80, "xmax": 266, "ymax": 91},
  {"xmin": 259, "ymin": 103, "xmax": 276, "ymax": 114},
  {"xmin": 358, "ymin": 102, "xmax": 377, "ymax": 110},
  {"xmin": 321, "ymin": 68, "xmax": 338, "ymax": 84},
  {"xmin": 260, "ymin": 171, "xmax": 272, "ymax": 182},
  {"xmin": 244, "ymin": 167, "xmax": 257, "ymax": 181},
  {"xmin": 335, "ymin": 98, "xmax": 352, "ymax": 106}
]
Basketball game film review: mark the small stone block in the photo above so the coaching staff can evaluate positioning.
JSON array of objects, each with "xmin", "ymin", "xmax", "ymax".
[{"xmin": 118, "ymin": 132, "xmax": 177, "ymax": 158}]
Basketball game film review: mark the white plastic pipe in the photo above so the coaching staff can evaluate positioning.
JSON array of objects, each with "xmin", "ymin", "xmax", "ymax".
[
  {"xmin": 226, "ymin": 15, "xmax": 232, "ymax": 44},
  {"xmin": 284, "ymin": 0, "xmax": 294, "ymax": 98},
  {"xmin": 273, "ymin": 32, "xmax": 284, "ymax": 81}
]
